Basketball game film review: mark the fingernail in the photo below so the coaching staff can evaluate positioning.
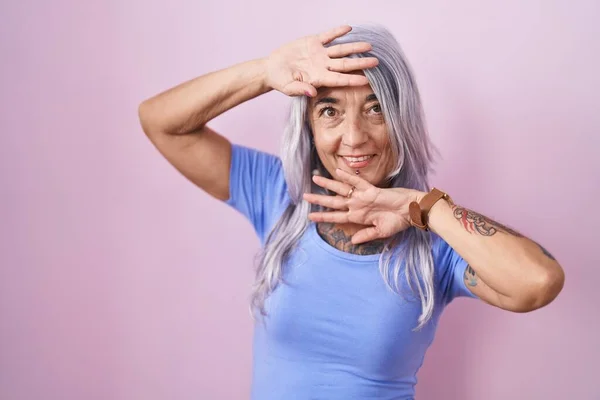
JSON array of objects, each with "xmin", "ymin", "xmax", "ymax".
[{"xmin": 305, "ymin": 91, "xmax": 312, "ymax": 97}]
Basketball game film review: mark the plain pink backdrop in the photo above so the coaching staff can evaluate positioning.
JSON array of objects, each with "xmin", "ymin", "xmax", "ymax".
[{"xmin": 1, "ymin": 1, "xmax": 598, "ymax": 399}]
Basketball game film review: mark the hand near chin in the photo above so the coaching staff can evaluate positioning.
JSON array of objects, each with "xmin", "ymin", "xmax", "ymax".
[{"xmin": 302, "ymin": 168, "xmax": 424, "ymax": 244}]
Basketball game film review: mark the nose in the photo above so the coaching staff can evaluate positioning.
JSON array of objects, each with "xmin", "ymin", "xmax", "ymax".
[{"xmin": 341, "ymin": 115, "xmax": 369, "ymax": 148}]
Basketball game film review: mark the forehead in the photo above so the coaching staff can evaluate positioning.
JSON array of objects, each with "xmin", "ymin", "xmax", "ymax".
[
  {"xmin": 315, "ymin": 84, "xmax": 373, "ymax": 97},
  {"xmin": 311, "ymin": 88, "xmax": 376, "ymax": 109}
]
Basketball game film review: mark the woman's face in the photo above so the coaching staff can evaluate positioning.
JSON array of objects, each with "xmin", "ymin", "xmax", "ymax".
[{"xmin": 308, "ymin": 81, "xmax": 394, "ymax": 187}]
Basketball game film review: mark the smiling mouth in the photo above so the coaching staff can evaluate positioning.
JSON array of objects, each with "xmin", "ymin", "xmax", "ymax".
[{"xmin": 339, "ymin": 154, "xmax": 376, "ymax": 168}]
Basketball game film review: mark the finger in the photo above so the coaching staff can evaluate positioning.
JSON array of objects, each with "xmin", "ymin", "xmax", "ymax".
[
  {"xmin": 303, "ymin": 193, "xmax": 347, "ymax": 210},
  {"xmin": 318, "ymin": 25, "xmax": 352, "ymax": 45},
  {"xmin": 327, "ymin": 57, "xmax": 379, "ymax": 73},
  {"xmin": 318, "ymin": 71, "xmax": 370, "ymax": 87},
  {"xmin": 312, "ymin": 175, "xmax": 353, "ymax": 197},
  {"xmin": 283, "ymin": 80, "xmax": 317, "ymax": 97},
  {"xmin": 352, "ymin": 226, "xmax": 381, "ymax": 245},
  {"xmin": 326, "ymin": 42, "xmax": 372, "ymax": 58},
  {"xmin": 308, "ymin": 211, "xmax": 349, "ymax": 224},
  {"xmin": 335, "ymin": 168, "xmax": 372, "ymax": 190}
]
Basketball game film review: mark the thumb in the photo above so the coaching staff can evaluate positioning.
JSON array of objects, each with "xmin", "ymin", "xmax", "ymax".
[
  {"xmin": 351, "ymin": 226, "xmax": 380, "ymax": 245},
  {"xmin": 283, "ymin": 80, "xmax": 317, "ymax": 97}
]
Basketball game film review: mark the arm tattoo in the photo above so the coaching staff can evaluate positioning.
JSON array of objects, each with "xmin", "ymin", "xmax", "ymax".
[
  {"xmin": 317, "ymin": 223, "xmax": 385, "ymax": 255},
  {"xmin": 452, "ymin": 206, "xmax": 523, "ymax": 237},
  {"xmin": 452, "ymin": 206, "xmax": 557, "ymax": 261},
  {"xmin": 464, "ymin": 265, "xmax": 478, "ymax": 287}
]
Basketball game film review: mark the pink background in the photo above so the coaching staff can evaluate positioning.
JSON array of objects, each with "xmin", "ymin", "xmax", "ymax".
[{"xmin": 1, "ymin": 1, "xmax": 598, "ymax": 399}]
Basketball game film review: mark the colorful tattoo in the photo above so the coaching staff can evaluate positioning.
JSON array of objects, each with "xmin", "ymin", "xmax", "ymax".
[
  {"xmin": 452, "ymin": 206, "xmax": 557, "ymax": 262},
  {"xmin": 464, "ymin": 265, "xmax": 478, "ymax": 287},
  {"xmin": 452, "ymin": 206, "xmax": 523, "ymax": 237}
]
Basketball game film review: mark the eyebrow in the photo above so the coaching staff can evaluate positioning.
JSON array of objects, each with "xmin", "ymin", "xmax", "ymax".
[{"xmin": 313, "ymin": 93, "xmax": 379, "ymax": 107}]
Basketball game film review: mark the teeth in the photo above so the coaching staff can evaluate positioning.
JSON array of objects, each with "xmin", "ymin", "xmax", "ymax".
[{"xmin": 343, "ymin": 155, "xmax": 373, "ymax": 163}]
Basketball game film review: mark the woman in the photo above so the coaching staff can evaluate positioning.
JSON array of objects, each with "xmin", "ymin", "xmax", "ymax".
[{"xmin": 138, "ymin": 23, "xmax": 564, "ymax": 400}]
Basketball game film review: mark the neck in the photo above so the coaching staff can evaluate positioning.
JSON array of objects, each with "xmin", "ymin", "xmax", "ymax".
[{"xmin": 316, "ymin": 222, "xmax": 385, "ymax": 256}]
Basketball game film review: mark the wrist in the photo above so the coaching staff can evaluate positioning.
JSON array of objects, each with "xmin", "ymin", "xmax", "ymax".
[
  {"xmin": 402, "ymin": 190, "xmax": 427, "ymax": 225},
  {"xmin": 413, "ymin": 190, "xmax": 427, "ymax": 204},
  {"xmin": 259, "ymin": 56, "xmax": 277, "ymax": 93},
  {"xmin": 408, "ymin": 188, "xmax": 454, "ymax": 231},
  {"xmin": 426, "ymin": 196, "xmax": 453, "ymax": 234},
  {"xmin": 253, "ymin": 57, "xmax": 273, "ymax": 93}
]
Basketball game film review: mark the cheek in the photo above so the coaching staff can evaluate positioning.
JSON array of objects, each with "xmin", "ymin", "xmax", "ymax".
[
  {"xmin": 314, "ymin": 133, "xmax": 341, "ymax": 156},
  {"xmin": 374, "ymin": 130, "xmax": 395, "ymax": 169},
  {"xmin": 373, "ymin": 128, "xmax": 391, "ymax": 152}
]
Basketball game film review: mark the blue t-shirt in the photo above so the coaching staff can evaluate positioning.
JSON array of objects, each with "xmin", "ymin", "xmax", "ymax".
[{"xmin": 225, "ymin": 144, "xmax": 477, "ymax": 400}]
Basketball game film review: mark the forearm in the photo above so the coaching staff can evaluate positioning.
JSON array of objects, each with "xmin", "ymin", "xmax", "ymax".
[
  {"xmin": 139, "ymin": 58, "xmax": 271, "ymax": 135},
  {"xmin": 427, "ymin": 198, "xmax": 565, "ymax": 310}
]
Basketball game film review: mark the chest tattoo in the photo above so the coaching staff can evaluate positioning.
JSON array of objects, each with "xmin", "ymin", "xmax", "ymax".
[{"xmin": 317, "ymin": 223, "xmax": 385, "ymax": 256}]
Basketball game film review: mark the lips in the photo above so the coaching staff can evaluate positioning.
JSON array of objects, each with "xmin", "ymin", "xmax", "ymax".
[{"xmin": 339, "ymin": 154, "xmax": 375, "ymax": 169}]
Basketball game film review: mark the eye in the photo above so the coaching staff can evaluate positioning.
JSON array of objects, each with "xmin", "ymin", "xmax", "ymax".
[
  {"xmin": 369, "ymin": 104, "xmax": 382, "ymax": 114},
  {"xmin": 319, "ymin": 107, "xmax": 337, "ymax": 118}
]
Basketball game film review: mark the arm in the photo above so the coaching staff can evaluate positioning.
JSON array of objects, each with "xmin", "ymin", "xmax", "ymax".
[
  {"xmin": 302, "ymin": 169, "xmax": 565, "ymax": 313},
  {"xmin": 426, "ymin": 197, "xmax": 565, "ymax": 312},
  {"xmin": 138, "ymin": 58, "xmax": 271, "ymax": 201}
]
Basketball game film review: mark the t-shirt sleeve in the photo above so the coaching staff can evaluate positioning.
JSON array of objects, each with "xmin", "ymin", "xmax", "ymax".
[
  {"xmin": 224, "ymin": 143, "xmax": 289, "ymax": 244},
  {"xmin": 433, "ymin": 234, "xmax": 479, "ymax": 304}
]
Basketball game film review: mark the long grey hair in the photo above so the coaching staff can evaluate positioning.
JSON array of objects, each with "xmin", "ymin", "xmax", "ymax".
[{"xmin": 251, "ymin": 24, "xmax": 439, "ymax": 330}]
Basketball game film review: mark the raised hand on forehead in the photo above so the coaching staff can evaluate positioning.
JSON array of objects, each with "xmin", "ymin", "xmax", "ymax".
[{"xmin": 265, "ymin": 24, "xmax": 379, "ymax": 97}]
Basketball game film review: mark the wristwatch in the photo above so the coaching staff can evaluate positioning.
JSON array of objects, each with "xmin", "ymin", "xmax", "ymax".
[{"xmin": 409, "ymin": 188, "xmax": 454, "ymax": 231}]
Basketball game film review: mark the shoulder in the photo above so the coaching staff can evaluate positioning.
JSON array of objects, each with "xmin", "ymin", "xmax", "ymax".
[
  {"xmin": 229, "ymin": 143, "xmax": 287, "ymax": 188},
  {"xmin": 230, "ymin": 143, "xmax": 283, "ymax": 173},
  {"xmin": 227, "ymin": 143, "xmax": 292, "ymax": 241}
]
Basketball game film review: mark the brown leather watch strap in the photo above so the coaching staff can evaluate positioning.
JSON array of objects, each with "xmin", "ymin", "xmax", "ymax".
[{"xmin": 409, "ymin": 188, "xmax": 453, "ymax": 231}]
